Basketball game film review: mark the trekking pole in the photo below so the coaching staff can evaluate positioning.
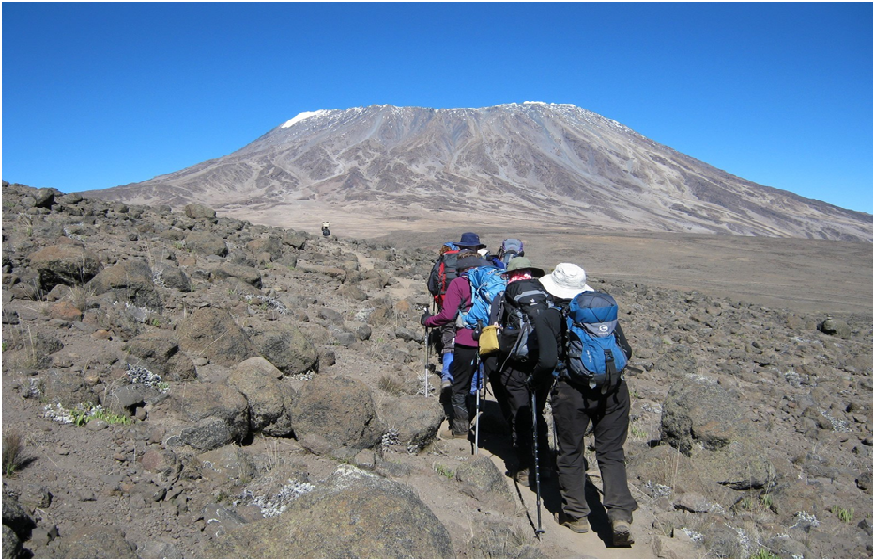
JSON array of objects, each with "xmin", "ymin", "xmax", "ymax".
[
  {"xmin": 423, "ymin": 325, "xmax": 430, "ymax": 398},
  {"xmin": 474, "ymin": 359, "xmax": 483, "ymax": 454},
  {"xmin": 531, "ymin": 385, "xmax": 545, "ymax": 538}
]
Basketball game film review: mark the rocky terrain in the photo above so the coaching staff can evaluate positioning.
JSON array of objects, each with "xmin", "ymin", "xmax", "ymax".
[
  {"xmin": 82, "ymin": 103, "xmax": 873, "ymax": 242},
  {"xmin": 2, "ymin": 182, "xmax": 872, "ymax": 559}
]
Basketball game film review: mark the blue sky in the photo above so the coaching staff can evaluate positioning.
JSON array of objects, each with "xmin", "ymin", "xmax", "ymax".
[{"xmin": 3, "ymin": 2, "xmax": 872, "ymax": 213}]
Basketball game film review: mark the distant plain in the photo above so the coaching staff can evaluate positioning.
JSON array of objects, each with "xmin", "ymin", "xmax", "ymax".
[{"xmin": 228, "ymin": 203, "xmax": 873, "ymax": 317}]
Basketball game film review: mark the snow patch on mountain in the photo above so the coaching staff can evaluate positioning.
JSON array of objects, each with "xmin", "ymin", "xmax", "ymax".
[{"xmin": 281, "ymin": 110, "xmax": 330, "ymax": 128}]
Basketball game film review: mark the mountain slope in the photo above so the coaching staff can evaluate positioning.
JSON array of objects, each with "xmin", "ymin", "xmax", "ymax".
[{"xmin": 83, "ymin": 103, "xmax": 872, "ymax": 241}]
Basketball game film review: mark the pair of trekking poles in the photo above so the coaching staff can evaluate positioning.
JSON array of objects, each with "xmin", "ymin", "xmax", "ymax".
[{"xmin": 422, "ymin": 311, "xmax": 543, "ymax": 537}]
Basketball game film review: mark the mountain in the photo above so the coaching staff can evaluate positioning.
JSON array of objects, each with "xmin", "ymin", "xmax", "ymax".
[{"xmin": 83, "ymin": 103, "xmax": 872, "ymax": 241}]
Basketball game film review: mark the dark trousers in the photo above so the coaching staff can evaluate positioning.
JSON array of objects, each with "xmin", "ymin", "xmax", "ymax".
[
  {"xmin": 449, "ymin": 344, "xmax": 479, "ymax": 431},
  {"xmin": 550, "ymin": 378, "xmax": 637, "ymax": 522},
  {"xmin": 493, "ymin": 362, "xmax": 552, "ymax": 471}
]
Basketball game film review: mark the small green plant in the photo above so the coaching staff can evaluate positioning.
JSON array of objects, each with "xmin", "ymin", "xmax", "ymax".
[
  {"xmin": 760, "ymin": 493, "xmax": 773, "ymax": 509},
  {"xmin": 434, "ymin": 463, "xmax": 454, "ymax": 479},
  {"xmin": 2, "ymin": 430, "xmax": 26, "ymax": 476},
  {"xmin": 832, "ymin": 505, "xmax": 854, "ymax": 523},
  {"xmin": 750, "ymin": 548, "xmax": 777, "ymax": 559},
  {"xmin": 630, "ymin": 425, "xmax": 647, "ymax": 439},
  {"xmin": 72, "ymin": 404, "xmax": 131, "ymax": 426}
]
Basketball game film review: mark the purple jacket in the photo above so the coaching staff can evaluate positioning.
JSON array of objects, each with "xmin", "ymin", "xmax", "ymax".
[{"xmin": 424, "ymin": 274, "xmax": 478, "ymax": 347}]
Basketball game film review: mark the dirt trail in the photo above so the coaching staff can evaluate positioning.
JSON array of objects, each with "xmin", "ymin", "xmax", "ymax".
[
  {"xmin": 350, "ymin": 241, "xmax": 657, "ymax": 557},
  {"xmin": 432, "ymin": 396, "xmax": 656, "ymax": 559}
]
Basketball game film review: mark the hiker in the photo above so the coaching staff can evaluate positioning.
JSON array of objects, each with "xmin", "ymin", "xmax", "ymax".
[
  {"xmin": 489, "ymin": 257, "xmax": 560, "ymax": 487},
  {"xmin": 321, "ymin": 222, "xmax": 330, "ymax": 237},
  {"xmin": 497, "ymin": 238, "xmax": 524, "ymax": 266},
  {"xmin": 421, "ymin": 251, "xmax": 489, "ymax": 438},
  {"xmin": 540, "ymin": 262, "xmax": 637, "ymax": 545},
  {"xmin": 426, "ymin": 233, "xmax": 486, "ymax": 390}
]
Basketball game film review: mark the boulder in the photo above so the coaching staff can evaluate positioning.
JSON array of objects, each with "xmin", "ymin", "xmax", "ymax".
[
  {"xmin": 660, "ymin": 376, "xmax": 748, "ymax": 454},
  {"xmin": 290, "ymin": 375, "xmax": 384, "ymax": 459},
  {"xmin": 210, "ymin": 262, "xmax": 262, "ymax": 288},
  {"xmin": 184, "ymin": 231, "xmax": 227, "ymax": 257},
  {"xmin": 153, "ymin": 264, "xmax": 192, "ymax": 292},
  {"xmin": 376, "ymin": 394, "xmax": 444, "ymax": 449},
  {"xmin": 227, "ymin": 357, "xmax": 296, "ymax": 436},
  {"xmin": 246, "ymin": 236, "xmax": 284, "ymax": 261},
  {"xmin": 184, "ymin": 203, "xmax": 217, "ymax": 221},
  {"xmin": 250, "ymin": 323, "xmax": 319, "ymax": 376},
  {"xmin": 206, "ymin": 465, "xmax": 453, "ymax": 558},
  {"xmin": 163, "ymin": 383, "xmax": 249, "ymax": 451},
  {"xmin": 177, "ymin": 307, "xmax": 256, "ymax": 367},
  {"xmin": 86, "ymin": 258, "xmax": 162, "ymax": 310},
  {"xmin": 455, "ymin": 455, "xmax": 515, "ymax": 508},
  {"xmin": 198, "ymin": 445, "xmax": 257, "ymax": 486},
  {"xmin": 27, "ymin": 244, "xmax": 102, "ymax": 291},
  {"xmin": 124, "ymin": 331, "xmax": 197, "ymax": 381},
  {"xmin": 40, "ymin": 368, "xmax": 101, "ymax": 410},
  {"xmin": 48, "ymin": 524, "xmax": 136, "ymax": 559},
  {"xmin": 2, "ymin": 525, "xmax": 22, "ymax": 559},
  {"xmin": 819, "ymin": 317, "xmax": 852, "ymax": 338}
]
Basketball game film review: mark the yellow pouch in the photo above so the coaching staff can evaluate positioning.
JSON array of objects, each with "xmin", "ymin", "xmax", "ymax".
[{"xmin": 478, "ymin": 325, "xmax": 500, "ymax": 355}]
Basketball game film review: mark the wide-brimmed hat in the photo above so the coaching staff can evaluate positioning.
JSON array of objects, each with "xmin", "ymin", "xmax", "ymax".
[
  {"xmin": 504, "ymin": 257, "xmax": 545, "ymax": 278},
  {"xmin": 456, "ymin": 256, "xmax": 489, "ymax": 271},
  {"xmin": 539, "ymin": 263, "xmax": 593, "ymax": 299},
  {"xmin": 456, "ymin": 232, "xmax": 484, "ymax": 248}
]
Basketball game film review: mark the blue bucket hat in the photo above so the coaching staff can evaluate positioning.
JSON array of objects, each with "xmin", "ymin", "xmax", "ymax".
[{"xmin": 456, "ymin": 232, "xmax": 483, "ymax": 248}]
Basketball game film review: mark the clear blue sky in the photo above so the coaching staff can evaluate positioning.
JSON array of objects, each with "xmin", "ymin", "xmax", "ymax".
[{"xmin": 3, "ymin": 2, "xmax": 871, "ymax": 213}]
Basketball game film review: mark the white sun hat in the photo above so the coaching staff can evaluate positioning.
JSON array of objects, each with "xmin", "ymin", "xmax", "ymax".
[{"xmin": 539, "ymin": 262, "xmax": 593, "ymax": 300}]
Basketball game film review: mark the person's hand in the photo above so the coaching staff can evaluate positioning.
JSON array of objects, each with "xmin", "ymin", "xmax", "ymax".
[{"xmin": 421, "ymin": 312, "xmax": 432, "ymax": 326}]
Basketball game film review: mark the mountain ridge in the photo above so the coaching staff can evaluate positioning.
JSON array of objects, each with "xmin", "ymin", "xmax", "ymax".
[{"xmin": 82, "ymin": 103, "xmax": 872, "ymax": 242}]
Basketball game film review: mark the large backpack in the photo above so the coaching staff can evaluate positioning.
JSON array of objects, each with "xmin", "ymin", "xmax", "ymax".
[
  {"xmin": 497, "ymin": 239, "xmax": 524, "ymax": 265},
  {"xmin": 458, "ymin": 266, "xmax": 507, "ymax": 330},
  {"xmin": 428, "ymin": 248, "xmax": 461, "ymax": 304},
  {"xmin": 493, "ymin": 279, "xmax": 551, "ymax": 363},
  {"xmin": 563, "ymin": 291, "xmax": 629, "ymax": 389}
]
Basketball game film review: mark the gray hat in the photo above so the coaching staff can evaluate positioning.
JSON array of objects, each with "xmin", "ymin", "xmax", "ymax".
[
  {"xmin": 504, "ymin": 257, "xmax": 545, "ymax": 278},
  {"xmin": 539, "ymin": 263, "xmax": 593, "ymax": 299}
]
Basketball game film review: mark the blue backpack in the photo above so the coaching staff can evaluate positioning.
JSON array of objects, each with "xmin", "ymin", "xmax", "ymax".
[
  {"xmin": 458, "ymin": 266, "xmax": 507, "ymax": 330},
  {"xmin": 564, "ymin": 291, "xmax": 628, "ymax": 389}
]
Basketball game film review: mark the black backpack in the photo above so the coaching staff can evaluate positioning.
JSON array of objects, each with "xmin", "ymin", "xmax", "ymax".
[{"xmin": 492, "ymin": 279, "xmax": 551, "ymax": 364}]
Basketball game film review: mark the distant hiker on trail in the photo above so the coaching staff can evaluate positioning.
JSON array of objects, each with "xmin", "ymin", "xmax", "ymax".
[
  {"xmin": 488, "ymin": 257, "xmax": 560, "ymax": 489},
  {"xmin": 426, "ymin": 233, "xmax": 486, "ymax": 390},
  {"xmin": 422, "ymin": 251, "xmax": 489, "ymax": 438},
  {"xmin": 321, "ymin": 222, "xmax": 331, "ymax": 237},
  {"xmin": 540, "ymin": 263, "xmax": 637, "ymax": 545}
]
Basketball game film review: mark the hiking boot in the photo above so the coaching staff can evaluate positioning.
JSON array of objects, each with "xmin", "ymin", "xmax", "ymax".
[
  {"xmin": 611, "ymin": 519, "xmax": 634, "ymax": 546},
  {"xmin": 450, "ymin": 418, "xmax": 469, "ymax": 439},
  {"xmin": 562, "ymin": 515, "xmax": 590, "ymax": 533},
  {"xmin": 514, "ymin": 467, "xmax": 530, "ymax": 487}
]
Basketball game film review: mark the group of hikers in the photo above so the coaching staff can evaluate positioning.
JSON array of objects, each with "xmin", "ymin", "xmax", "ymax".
[{"xmin": 422, "ymin": 232, "xmax": 636, "ymax": 546}]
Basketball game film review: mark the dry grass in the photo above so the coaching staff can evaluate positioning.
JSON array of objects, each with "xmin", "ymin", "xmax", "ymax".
[
  {"xmin": 377, "ymin": 374, "xmax": 404, "ymax": 396},
  {"xmin": 3, "ymin": 430, "xmax": 27, "ymax": 476}
]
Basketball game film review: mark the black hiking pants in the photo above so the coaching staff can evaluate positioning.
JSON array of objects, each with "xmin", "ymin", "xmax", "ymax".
[
  {"xmin": 550, "ymin": 378, "xmax": 637, "ymax": 523},
  {"xmin": 449, "ymin": 344, "xmax": 479, "ymax": 432},
  {"xmin": 493, "ymin": 362, "xmax": 552, "ymax": 472}
]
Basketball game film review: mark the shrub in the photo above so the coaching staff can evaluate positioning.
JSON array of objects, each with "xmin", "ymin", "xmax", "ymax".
[{"xmin": 2, "ymin": 430, "xmax": 26, "ymax": 476}]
